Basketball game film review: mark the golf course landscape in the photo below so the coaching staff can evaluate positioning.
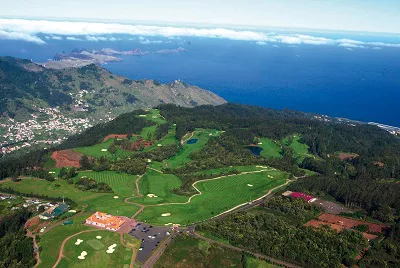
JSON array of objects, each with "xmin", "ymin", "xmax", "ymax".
[{"xmin": 0, "ymin": 106, "xmax": 325, "ymax": 267}]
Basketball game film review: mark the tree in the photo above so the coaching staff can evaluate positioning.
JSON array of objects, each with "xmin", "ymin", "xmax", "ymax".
[
  {"xmin": 108, "ymin": 143, "xmax": 117, "ymax": 155},
  {"xmin": 59, "ymin": 167, "xmax": 67, "ymax": 179},
  {"xmin": 79, "ymin": 156, "xmax": 92, "ymax": 170}
]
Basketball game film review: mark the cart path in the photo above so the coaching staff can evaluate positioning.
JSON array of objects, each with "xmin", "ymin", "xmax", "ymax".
[
  {"xmin": 181, "ymin": 131, "xmax": 195, "ymax": 145},
  {"xmin": 25, "ymin": 218, "xmax": 41, "ymax": 268},
  {"xmin": 52, "ymin": 229, "xmax": 97, "ymax": 268}
]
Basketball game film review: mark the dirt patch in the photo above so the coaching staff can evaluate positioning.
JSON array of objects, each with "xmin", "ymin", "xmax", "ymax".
[
  {"xmin": 51, "ymin": 150, "xmax": 83, "ymax": 168},
  {"xmin": 317, "ymin": 213, "xmax": 387, "ymax": 233},
  {"xmin": 103, "ymin": 134, "xmax": 129, "ymax": 143},
  {"xmin": 338, "ymin": 153, "xmax": 358, "ymax": 160}
]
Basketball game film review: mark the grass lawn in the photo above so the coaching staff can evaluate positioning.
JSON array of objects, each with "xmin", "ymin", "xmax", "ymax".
[
  {"xmin": 73, "ymin": 139, "xmax": 133, "ymax": 159},
  {"xmin": 134, "ymin": 169, "xmax": 187, "ymax": 205},
  {"xmin": 0, "ymin": 178, "xmax": 140, "ymax": 217},
  {"xmin": 136, "ymin": 170, "xmax": 288, "ymax": 225},
  {"xmin": 282, "ymin": 135, "xmax": 315, "ymax": 163},
  {"xmin": 194, "ymin": 165, "xmax": 274, "ymax": 176},
  {"xmin": 154, "ymin": 235, "xmax": 243, "ymax": 268},
  {"xmin": 37, "ymin": 213, "xmax": 91, "ymax": 268},
  {"xmin": 143, "ymin": 125, "xmax": 178, "ymax": 152},
  {"xmin": 258, "ymin": 138, "xmax": 283, "ymax": 158},
  {"xmin": 244, "ymin": 255, "xmax": 281, "ymax": 268},
  {"xmin": 56, "ymin": 230, "xmax": 132, "ymax": 268},
  {"xmin": 77, "ymin": 171, "xmax": 137, "ymax": 197},
  {"xmin": 162, "ymin": 129, "xmax": 220, "ymax": 169}
]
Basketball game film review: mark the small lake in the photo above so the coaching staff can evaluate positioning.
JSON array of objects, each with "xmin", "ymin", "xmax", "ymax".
[
  {"xmin": 247, "ymin": 146, "xmax": 263, "ymax": 156},
  {"xmin": 187, "ymin": 138, "xmax": 198, "ymax": 144}
]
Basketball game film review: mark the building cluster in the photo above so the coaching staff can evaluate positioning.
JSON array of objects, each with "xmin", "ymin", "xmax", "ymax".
[
  {"xmin": 39, "ymin": 203, "xmax": 69, "ymax": 220},
  {"xmin": 0, "ymin": 194, "xmax": 63, "ymax": 213},
  {"xmin": 0, "ymin": 106, "xmax": 93, "ymax": 155}
]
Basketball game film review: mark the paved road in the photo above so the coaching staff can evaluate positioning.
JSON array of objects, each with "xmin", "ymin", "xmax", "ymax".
[{"xmin": 141, "ymin": 233, "xmax": 176, "ymax": 268}]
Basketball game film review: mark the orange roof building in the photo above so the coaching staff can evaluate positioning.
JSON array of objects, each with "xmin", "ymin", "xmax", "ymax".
[{"xmin": 86, "ymin": 212, "xmax": 126, "ymax": 231}]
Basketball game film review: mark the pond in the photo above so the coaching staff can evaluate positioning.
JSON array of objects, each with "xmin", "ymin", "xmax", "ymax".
[
  {"xmin": 247, "ymin": 146, "xmax": 263, "ymax": 156},
  {"xmin": 187, "ymin": 138, "xmax": 198, "ymax": 144}
]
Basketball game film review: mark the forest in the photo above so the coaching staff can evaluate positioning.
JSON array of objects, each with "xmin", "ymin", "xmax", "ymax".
[
  {"xmin": 198, "ymin": 199, "xmax": 368, "ymax": 268},
  {"xmin": 0, "ymin": 209, "xmax": 35, "ymax": 268}
]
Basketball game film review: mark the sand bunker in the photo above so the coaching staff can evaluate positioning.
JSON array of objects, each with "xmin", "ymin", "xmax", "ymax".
[
  {"xmin": 75, "ymin": 239, "xmax": 83, "ymax": 245},
  {"xmin": 161, "ymin": 213, "xmax": 171, "ymax": 217},
  {"xmin": 138, "ymin": 115, "xmax": 146, "ymax": 117},
  {"xmin": 96, "ymin": 236, "xmax": 102, "ymax": 239},
  {"xmin": 147, "ymin": 194, "xmax": 158, "ymax": 198},
  {"xmin": 113, "ymin": 196, "xmax": 119, "ymax": 199},
  {"xmin": 101, "ymin": 149, "xmax": 108, "ymax": 152},
  {"xmin": 78, "ymin": 251, "xmax": 87, "ymax": 259},
  {"xmin": 267, "ymin": 175, "xmax": 274, "ymax": 178},
  {"xmin": 157, "ymin": 144, "xmax": 162, "ymax": 147},
  {"xmin": 106, "ymin": 244, "xmax": 117, "ymax": 254},
  {"xmin": 68, "ymin": 210, "xmax": 77, "ymax": 213},
  {"xmin": 147, "ymin": 159, "xmax": 152, "ymax": 162},
  {"xmin": 247, "ymin": 184, "xmax": 253, "ymax": 187}
]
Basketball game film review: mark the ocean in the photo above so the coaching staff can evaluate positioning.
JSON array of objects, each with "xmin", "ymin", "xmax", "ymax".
[{"xmin": 1, "ymin": 31, "xmax": 399, "ymax": 127}]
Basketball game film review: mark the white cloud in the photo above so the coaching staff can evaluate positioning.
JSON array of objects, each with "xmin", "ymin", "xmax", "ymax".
[
  {"xmin": 338, "ymin": 43, "xmax": 366, "ymax": 48},
  {"xmin": 256, "ymin": 41, "xmax": 267, "ymax": 45},
  {"xmin": 66, "ymin": 36, "xmax": 83, "ymax": 41},
  {"xmin": 0, "ymin": 18, "xmax": 399, "ymax": 49},
  {"xmin": 0, "ymin": 29, "xmax": 45, "ymax": 44}
]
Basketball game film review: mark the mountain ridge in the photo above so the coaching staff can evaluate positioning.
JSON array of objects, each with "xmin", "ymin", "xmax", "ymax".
[{"xmin": 0, "ymin": 56, "xmax": 226, "ymax": 155}]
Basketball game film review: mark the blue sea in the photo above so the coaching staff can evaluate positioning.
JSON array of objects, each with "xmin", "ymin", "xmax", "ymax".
[{"xmin": 1, "ymin": 31, "xmax": 399, "ymax": 127}]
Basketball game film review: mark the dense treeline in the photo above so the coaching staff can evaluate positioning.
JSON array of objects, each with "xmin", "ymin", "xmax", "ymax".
[
  {"xmin": 263, "ymin": 196, "xmax": 322, "ymax": 224},
  {"xmin": 0, "ymin": 209, "xmax": 35, "ymax": 268},
  {"xmin": 198, "ymin": 210, "xmax": 368, "ymax": 268},
  {"xmin": 75, "ymin": 177, "xmax": 113, "ymax": 192},
  {"xmin": 288, "ymin": 175, "xmax": 400, "ymax": 223},
  {"xmin": 359, "ymin": 221, "xmax": 400, "ymax": 267}
]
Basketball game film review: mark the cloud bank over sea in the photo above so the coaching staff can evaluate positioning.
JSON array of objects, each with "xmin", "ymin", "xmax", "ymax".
[{"xmin": 0, "ymin": 18, "xmax": 399, "ymax": 49}]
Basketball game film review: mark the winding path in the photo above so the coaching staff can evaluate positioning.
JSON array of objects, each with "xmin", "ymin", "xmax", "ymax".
[{"xmin": 25, "ymin": 219, "xmax": 41, "ymax": 268}]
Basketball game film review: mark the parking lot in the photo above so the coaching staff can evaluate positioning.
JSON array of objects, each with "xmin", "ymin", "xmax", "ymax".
[{"xmin": 128, "ymin": 223, "xmax": 172, "ymax": 263}]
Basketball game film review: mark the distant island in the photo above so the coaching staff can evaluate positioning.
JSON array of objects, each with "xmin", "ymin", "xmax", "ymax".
[{"xmin": 41, "ymin": 47, "xmax": 187, "ymax": 69}]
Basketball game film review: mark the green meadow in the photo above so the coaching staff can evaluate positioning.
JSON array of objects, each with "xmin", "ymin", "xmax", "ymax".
[
  {"xmin": 137, "ymin": 170, "xmax": 288, "ymax": 225},
  {"xmin": 57, "ymin": 230, "xmax": 132, "ymax": 268},
  {"xmin": 134, "ymin": 169, "xmax": 187, "ymax": 205},
  {"xmin": 77, "ymin": 171, "xmax": 137, "ymax": 197},
  {"xmin": 0, "ymin": 178, "xmax": 140, "ymax": 217}
]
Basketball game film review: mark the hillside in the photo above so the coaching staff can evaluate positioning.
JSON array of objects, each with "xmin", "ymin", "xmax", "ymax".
[
  {"xmin": 1, "ymin": 103, "xmax": 399, "ymax": 267},
  {"xmin": 0, "ymin": 56, "xmax": 226, "ymax": 155}
]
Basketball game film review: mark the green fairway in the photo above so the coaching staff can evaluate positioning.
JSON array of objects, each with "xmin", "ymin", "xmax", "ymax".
[
  {"xmin": 0, "ymin": 178, "xmax": 140, "ymax": 217},
  {"xmin": 38, "ymin": 213, "xmax": 91, "ymax": 268},
  {"xmin": 137, "ymin": 170, "xmax": 288, "ymax": 225},
  {"xmin": 77, "ymin": 171, "xmax": 137, "ymax": 197},
  {"xmin": 135, "ymin": 169, "xmax": 187, "ymax": 205},
  {"xmin": 162, "ymin": 129, "xmax": 220, "ymax": 169},
  {"xmin": 282, "ymin": 135, "xmax": 315, "ymax": 162},
  {"xmin": 73, "ymin": 139, "xmax": 133, "ymax": 159},
  {"xmin": 194, "ymin": 165, "xmax": 274, "ymax": 176},
  {"xmin": 56, "ymin": 230, "xmax": 132, "ymax": 268},
  {"xmin": 258, "ymin": 138, "xmax": 283, "ymax": 158},
  {"xmin": 143, "ymin": 125, "xmax": 178, "ymax": 152},
  {"xmin": 137, "ymin": 108, "xmax": 167, "ymax": 124}
]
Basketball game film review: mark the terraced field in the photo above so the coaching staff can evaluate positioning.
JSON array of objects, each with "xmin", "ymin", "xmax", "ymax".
[
  {"xmin": 77, "ymin": 171, "xmax": 137, "ymax": 197},
  {"xmin": 136, "ymin": 170, "xmax": 288, "ymax": 225}
]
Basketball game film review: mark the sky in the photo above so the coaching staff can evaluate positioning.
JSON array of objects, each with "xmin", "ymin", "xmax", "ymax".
[{"xmin": 0, "ymin": 0, "xmax": 399, "ymax": 33}]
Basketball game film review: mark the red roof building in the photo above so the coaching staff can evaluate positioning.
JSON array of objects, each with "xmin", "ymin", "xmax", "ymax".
[{"xmin": 289, "ymin": 192, "xmax": 317, "ymax": 203}]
